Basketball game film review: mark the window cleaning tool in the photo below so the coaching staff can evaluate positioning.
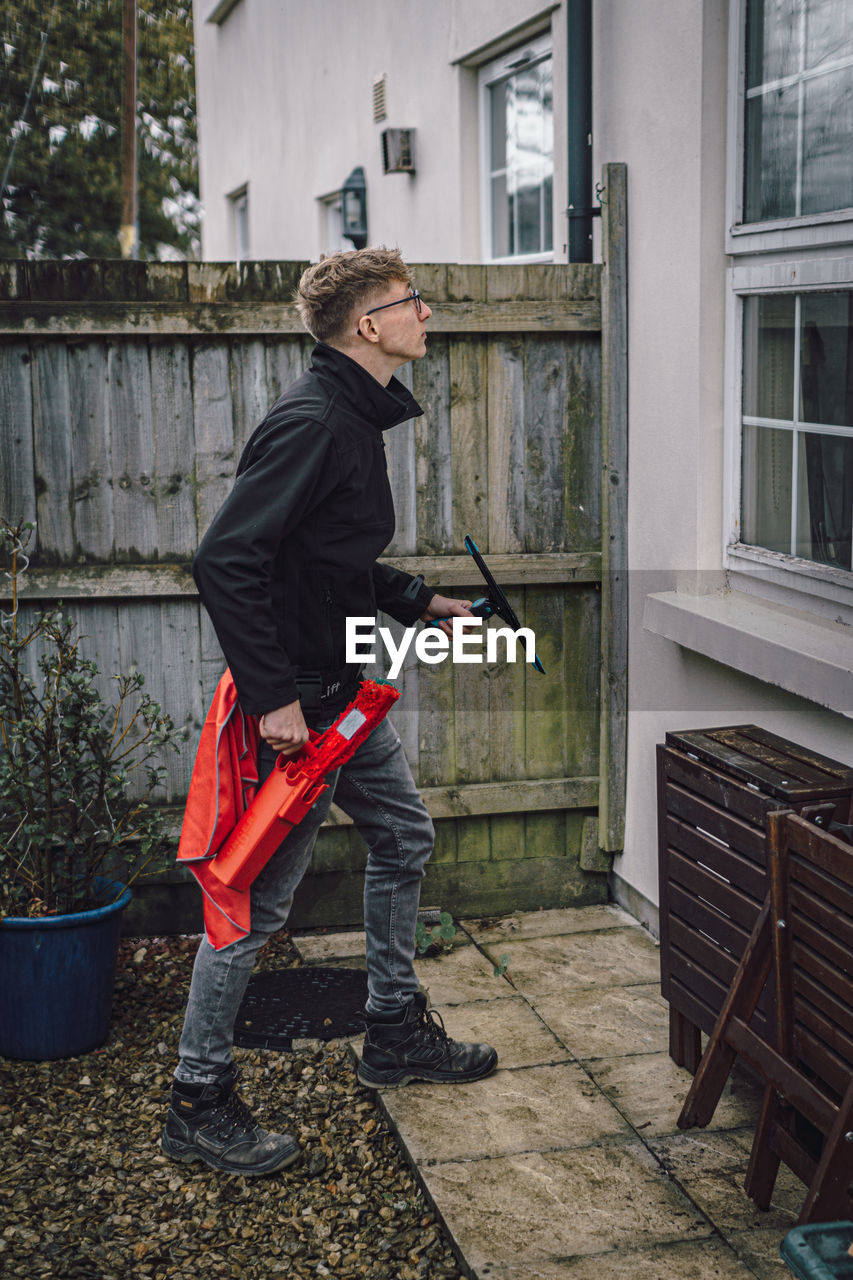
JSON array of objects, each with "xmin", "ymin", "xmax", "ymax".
[
  {"xmin": 210, "ymin": 678, "xmax": 400, "ymax": 892},
  {"xmin": 431, "ymin": 534, "xmax": 547, "ymax": 674}
]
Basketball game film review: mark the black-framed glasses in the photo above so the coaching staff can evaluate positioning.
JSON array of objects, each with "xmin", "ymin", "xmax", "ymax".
[{"xmin": 364, "ymin": 290, "xmax": 423, "ymax": 319}]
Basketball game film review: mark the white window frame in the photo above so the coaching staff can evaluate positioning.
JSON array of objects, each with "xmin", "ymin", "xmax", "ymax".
[
  {"xmin": 479, "ymin": 31, "xmax": 554, "ymax": 265},
  {"xmin": 723, "ymin": 0, "xmax": 853, "ymax": 620}
]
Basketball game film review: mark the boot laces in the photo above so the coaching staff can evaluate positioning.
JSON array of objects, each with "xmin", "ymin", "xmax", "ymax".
[
  {"xmin": 211, "ymin": 1089, "xmax": 257, "ymax": 1140},
  {"xmin": 414, "ymin": 1004, "xmax": 453, "ymax": 1056}
]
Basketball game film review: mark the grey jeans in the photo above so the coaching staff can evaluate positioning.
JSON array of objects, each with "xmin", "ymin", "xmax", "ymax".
[{"xmin": 175, "ymin": 717, "xmax": 434, "ymax": 1084}]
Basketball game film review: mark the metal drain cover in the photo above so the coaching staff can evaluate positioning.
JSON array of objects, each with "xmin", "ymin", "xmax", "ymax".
[{"xmin": 233, "ymin": 966, "xmax": 369, "ymax": 1050}]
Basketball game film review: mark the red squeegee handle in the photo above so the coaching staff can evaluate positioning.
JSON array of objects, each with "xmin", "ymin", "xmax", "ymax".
[
  {"xmin": 269, "ymin": 717, "xmax": 347, "ymax": 773},
  {"xmin": 274, "ymin": 678, "xmax": 401, "ymax": 777}
]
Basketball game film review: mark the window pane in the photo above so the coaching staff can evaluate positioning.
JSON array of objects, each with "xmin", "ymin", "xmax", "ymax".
[
  {"xmin": 507, "ymin": 65, "xmax": 542, "ymax": 172},
  {"xmin": 801, "ymin": 66, "xmax": 853, "ymax": 215},
  {"xmin": 742, "ymin": 423, "xmax": 793, "ymax": 551},
  {"xmin": 490, "ymin": 82, "xmax": 507, "ymax": 173},
  {"xmin": 741, "ymin": 291, "xmax": 853, "ymax": 570},
  {"xmin": 491, "ymin": 172, "xmax": 510, "ymax": 258},
  {"xmin": 743, "ymin": 294, "xmax": 796, "ymax": 419},
  {"xmin": 487, "ymin": 52, "xmax": 552, "ymax": 257},
  {"xmin": 744, "ymin": 84, "xmax": 800, "ymax": 221},
  {"xmin": 800, "ymin": 292, "xmax": 853, "ymax": 427},
  {"xmin": 796, "ymin": 431, "xmax": 853, "ymax": 567},
  {"xmin": 746, "ymin": 0, "xmax": 801, "ymax": 88},
  {"xmin": 743, "ymin": 0, "xmax": 853, "ymax": 222},
  {"xmin": 515, "ymin": 168, "xmax": 543, "ymax": 255},
  {"xmin": 805, "ymin": 0, "xmax": 853, "ymax": 70}
]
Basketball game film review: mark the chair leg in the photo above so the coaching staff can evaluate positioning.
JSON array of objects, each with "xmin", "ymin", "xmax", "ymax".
[
  {"xmin": 678, "ymin": 899, "xmax": 772, "ymax": 1130},
  {"xmin": 799, "ymin": 1081, "xmax": 853, "ymax": 1225},
  {"xmin": 744, "ymin": 1084, "xmax": 783, "ymax": 1210},
  {"xmin": 669, "ymin": 1009, "xmax": 702, "ymax": 1073}
]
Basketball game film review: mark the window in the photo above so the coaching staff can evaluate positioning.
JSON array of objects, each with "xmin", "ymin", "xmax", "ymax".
[
  {"xmin": 318, "ymin": 192, "xmax": 351, "ymax": 256},
  {"xmin": 743, "ymin": 0, "xmax": 853, "ymax": 223},
  {"xmin": 479, "ymin": 34, "xmax": 553, "ymax": 262},
  {"xmin": 230, "ymin": 186, "xmax": 249, "ymax": 262},
  {"xmin": 726, "ymin": 0, "xmax": 853, "ymax": 606},
  {"xmin": 741, "ymin": 292, "xmax": 853, "ymax": 570}
]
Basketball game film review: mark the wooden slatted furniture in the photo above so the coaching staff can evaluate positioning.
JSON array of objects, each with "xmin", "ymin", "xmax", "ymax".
[
  {"xmin": 678, "ymin": 811, "xmax": 853, "ymax": 1224},
  {"xmin": 657, "ymin": 726, "xmax": 853, "ymax": 1072}
]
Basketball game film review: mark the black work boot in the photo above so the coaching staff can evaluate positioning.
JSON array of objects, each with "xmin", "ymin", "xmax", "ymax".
[
  {"xmin": 161, "ymin": 1065, "xmax": 300, "ymax": 1176},
  {"xmin": 357, "ymin": 991, "xmax": 498, "ymax": 1087}
]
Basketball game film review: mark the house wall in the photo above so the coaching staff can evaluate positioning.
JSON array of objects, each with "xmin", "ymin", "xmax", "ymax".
[
  {"xmin": 192, "ymin": 0, "xmax": 563, "ymax": 263},
  {"xmin": 592, "ymin": 0, "xmax": 727, "ymax": 918},
  {"xmin": 595, "ymin": 0, "xmax": 853, "ymax": 927}
]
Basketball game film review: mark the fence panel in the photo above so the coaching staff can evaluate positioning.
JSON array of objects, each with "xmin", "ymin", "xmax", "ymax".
[{"xmin": 0, "ymin": 244, "xmax": 620, "ymax": 931}]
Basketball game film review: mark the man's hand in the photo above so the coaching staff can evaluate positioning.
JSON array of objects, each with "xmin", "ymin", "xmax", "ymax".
[
  {"xmin": 259, "ymin": 699, "xmax": 310, "ymax": 757},
  {"xmin": 420, "ymin": 593, "xmax": 474, "ymax": 639}
]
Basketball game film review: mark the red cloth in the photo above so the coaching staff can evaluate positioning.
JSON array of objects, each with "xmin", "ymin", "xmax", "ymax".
[{"xmin": 176, "ymin": 671, "xmax": 260, "ymax": 950}]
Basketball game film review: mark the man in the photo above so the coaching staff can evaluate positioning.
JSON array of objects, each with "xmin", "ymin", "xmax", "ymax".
[{"xmin": 162, "ymin": 247, "xmax": 498, "ymax": 1177}]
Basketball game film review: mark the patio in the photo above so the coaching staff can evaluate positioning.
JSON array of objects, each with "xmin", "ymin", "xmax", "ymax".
[
  {"xmin": 306, "ymin": 903, "xmax": 803, "ymax": 1279},
  {"xmin": 0, "ymin": 904, "xmax": 804, "ymax": 1279}
]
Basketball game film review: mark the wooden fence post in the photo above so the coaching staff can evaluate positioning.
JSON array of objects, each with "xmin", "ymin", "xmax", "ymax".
[{"xmin": 598, "ymin": 161, "xmax": 629, "ymax": 853}]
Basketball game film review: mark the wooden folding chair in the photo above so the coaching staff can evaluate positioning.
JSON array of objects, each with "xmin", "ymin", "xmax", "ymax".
[{"xmin": 678, "ymin": 810, "xmax": 853, "ymax": 1224}]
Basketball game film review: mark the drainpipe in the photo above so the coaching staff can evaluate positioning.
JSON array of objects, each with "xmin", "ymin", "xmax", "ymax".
[{"xmin": 566, "ymin": 0, "xmax": 594, "ymax": 262}]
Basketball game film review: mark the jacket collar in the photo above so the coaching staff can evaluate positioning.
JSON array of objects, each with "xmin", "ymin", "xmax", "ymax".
[{"xmin": 310, "ymin": 342, "xmax": 424, "ymax": 431}]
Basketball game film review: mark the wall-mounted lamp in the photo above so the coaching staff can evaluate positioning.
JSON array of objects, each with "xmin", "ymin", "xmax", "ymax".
[{"xmin": 341, "ymin": 166, "xmax": 368, "ymax": 249}]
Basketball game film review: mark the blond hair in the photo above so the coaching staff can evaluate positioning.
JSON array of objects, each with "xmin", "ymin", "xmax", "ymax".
[{"xmin": 296, "ymin": 247, "xmax": 413, "ymax": 343}]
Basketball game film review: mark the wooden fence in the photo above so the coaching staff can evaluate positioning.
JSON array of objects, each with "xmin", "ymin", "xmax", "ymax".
[{"xmin": 0, "ymin": 164, "xmax": 628, "ymax": 932}]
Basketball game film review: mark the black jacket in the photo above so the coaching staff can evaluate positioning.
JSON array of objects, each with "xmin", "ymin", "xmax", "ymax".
[{"xmin": 193, "ymin": 342, "xmax": 434, "ymax": 715}]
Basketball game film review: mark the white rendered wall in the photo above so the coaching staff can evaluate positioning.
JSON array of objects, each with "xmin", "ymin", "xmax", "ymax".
[
  {"xmin": 591, "ymin": 0, "xmax": 725, "ymax": 913},
  {"xmin": 595, "ymin": 0, "xmax": 853, "ymax": 923},
  {"xmin": 192, "ymin": 0, "xmax": 559, "ymax": 262}
]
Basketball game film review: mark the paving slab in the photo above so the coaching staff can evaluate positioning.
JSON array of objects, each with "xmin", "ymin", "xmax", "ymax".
[
  {"xmin": 492, "ymin": 928, "xmax": 661, "ymax": 998},
  {"xmin": 726, "ymin": 1226, "xmax": 795, "ymax": 1278},
  {"xmin": 530, "ymin": 983, "xmax": 671, "ymax": 1058},
  {"xmin": 477, "ymin": 1237, "xmax": 757, "ymax": 1279},
  {"xmin": 581, "ymin": 1051, "xmax": 763, "ymax": 1137},
  {"xmin": 648, "ymin": 1129, "xmax": 803, "ymax": 1233},
  {"xmin": 463, "ymin": 904, "xmax": 637, "ymax": 944},
  {"xmin": 290, "ymin": 906, "xmax": 811, "ymax": 1276},
  {"xmin": 378, "ymin": 1062, "xmax": 633, "ymax": 1163},
  {"xmin": 419, "ymin": 1143, "xmax": 715, "ymax": 1271},
  {"xmin": 415, "ymin": 944, "xmax": 515, "ymax": 1006},
  {"xmin": 417, "ymin": 994, "xmax": 574, "ymax": 1070},
  {"xmin": 293, "ymin": 929, "xmax": 366, "ymax": 963}
]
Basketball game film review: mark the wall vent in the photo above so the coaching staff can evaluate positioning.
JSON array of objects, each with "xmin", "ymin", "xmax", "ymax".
[
  {"xmin": 381, "ymin": 128, "xmax": 416, "ymax": 175},
  {"xmin": 372, "ymin": 74, "xmax": 387, "ymax": 123}
]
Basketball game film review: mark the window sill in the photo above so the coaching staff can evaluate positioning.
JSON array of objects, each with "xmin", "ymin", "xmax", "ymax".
[
  {"xmin": 643, "ymin": 589, "xmax": 853, "ymax": 719},
  {"xmin": 725, "ymin": 210, "xmax": 853, "ymax": 256},
  {"xmin": 725, "ymin": 544, "xmax": 853, "ymax": 619}
]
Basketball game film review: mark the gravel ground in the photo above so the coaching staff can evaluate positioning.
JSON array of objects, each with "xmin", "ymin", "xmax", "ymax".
[{"xmin": 0, "ymin": 931, "xmax": 466, "ymax": 1280}]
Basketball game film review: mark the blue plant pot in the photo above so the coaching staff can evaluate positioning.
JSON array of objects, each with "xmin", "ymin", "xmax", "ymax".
[{"xmin": 0, "ymin": 878, "xmax": 132, "ymax": 1060}]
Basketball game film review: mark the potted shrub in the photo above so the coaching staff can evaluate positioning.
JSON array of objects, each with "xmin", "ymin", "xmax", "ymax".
[{"xmin": 0, "ymin": 519, "xmax": 183, "ymax": 1059}]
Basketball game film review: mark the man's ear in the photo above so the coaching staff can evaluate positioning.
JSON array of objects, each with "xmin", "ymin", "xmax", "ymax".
[{"xmin": 356, "ymin": 312, "xmax": 380, "ymax": 344}]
